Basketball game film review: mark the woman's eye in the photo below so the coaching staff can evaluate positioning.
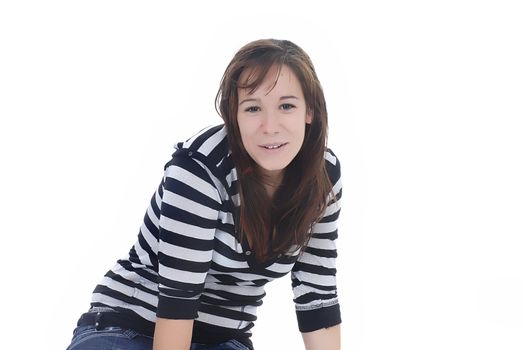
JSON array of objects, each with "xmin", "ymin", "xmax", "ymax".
[
  {"xmin": 245, "ymin": 106, "xmax": 260, "ymax": 112},
  {"xmin": 280, "ymin": 103, "xmax": 296, "ymax": 111}
]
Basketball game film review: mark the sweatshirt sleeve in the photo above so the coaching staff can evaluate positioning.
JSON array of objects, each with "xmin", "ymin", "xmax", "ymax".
[
  {"xmin": 291, "ymin": 150, "xmax": 342, "ymax": 332},
  {"xmin": 156, "ymin": 153, "xmax": 222, "ymax": 319}
]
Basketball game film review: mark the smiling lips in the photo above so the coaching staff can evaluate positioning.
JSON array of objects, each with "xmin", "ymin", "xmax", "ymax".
[{"xmin": 260, "ymin": 142, "xmax": 288, "ymax": 150}]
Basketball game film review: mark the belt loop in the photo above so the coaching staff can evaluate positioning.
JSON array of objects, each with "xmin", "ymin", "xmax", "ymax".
[{"xmin": 95, "ymin": 312, "xmax": 103, "ymax": 330}]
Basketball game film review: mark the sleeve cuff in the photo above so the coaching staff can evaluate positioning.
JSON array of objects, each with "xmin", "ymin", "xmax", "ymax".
[
  {"xmin": 296, "ymin": 303, "xmax": 341, "ymax": 333},
  {"xmin": 157, "ymin": 295, "xmax": 200, "ymax": 319}
]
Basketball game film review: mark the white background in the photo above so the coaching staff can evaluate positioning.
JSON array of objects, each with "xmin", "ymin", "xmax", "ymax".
[{"xmin": 1, "ymin": 1, "xmax": 522, "ymax": 349}]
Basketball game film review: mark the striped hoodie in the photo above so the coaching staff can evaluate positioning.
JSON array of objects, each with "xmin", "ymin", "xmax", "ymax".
[{"xmin": 88, "ymin": 124, "xmax": 342, "ymax": 348}]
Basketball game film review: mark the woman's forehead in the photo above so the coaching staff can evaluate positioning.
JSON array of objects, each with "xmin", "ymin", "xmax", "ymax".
[{"xmin": 238, "ymin": 64, "xmax": 300, "ymax": 95}]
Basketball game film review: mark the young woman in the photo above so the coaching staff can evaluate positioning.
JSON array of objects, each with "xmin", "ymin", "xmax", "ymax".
[{"xmin": 67, "ymin": 39, "xmax": 342, "ymax": 350}]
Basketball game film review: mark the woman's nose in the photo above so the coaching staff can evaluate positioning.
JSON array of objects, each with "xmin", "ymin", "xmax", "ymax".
[{"xmin": 260, "ymin": 112, "xmax": 279, "ymax": 134}]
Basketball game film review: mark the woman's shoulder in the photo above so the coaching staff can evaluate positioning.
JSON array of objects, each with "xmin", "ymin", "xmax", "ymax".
[
  {"xmin": 324, "ymin": 148, "xmax": 342, "ymax": 191},
  {"xmin": 172, "ymin": 124, "xmax": 231, "ymax": 165},
  {"xmin": 176, "ymin": 124, "xmax": 228, "ymax": 152},
  {"xmin": 324, "ymin": 147, "xmax": 340, "ymax": 167},
  {"xmin": 325, "ymin": 147, "xmax": 341, "ymax": 172}
]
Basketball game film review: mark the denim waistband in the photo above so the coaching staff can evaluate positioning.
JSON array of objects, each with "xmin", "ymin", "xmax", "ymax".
[{"xmin": 77, "ymin": 310, "xmax": 155, "ymax": 337}]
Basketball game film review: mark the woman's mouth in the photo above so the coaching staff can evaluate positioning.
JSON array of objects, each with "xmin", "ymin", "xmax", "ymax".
[{"xmin": 260, "ymin": 142, "xmax": 288, "ymax": 150}]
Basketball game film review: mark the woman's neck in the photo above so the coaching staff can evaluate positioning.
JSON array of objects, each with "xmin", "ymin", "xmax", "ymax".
[
  {"xmin": 264, "ymin": 183, "xmax": 278, "ymax": 200},
  {"xmin": 259, "ymin": 168, "xmax": 283, "ymax": 200}
]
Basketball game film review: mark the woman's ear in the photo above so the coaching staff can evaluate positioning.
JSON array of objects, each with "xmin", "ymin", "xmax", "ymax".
[{"xmin": 306, "ymin": 111, "xmax": 313, "ymax": 124}]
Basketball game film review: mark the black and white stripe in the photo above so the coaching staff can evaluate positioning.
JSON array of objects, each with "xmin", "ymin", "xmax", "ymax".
[{"xmin": 89, "ymin": 124, "xmax": 342, "ymax": 345}]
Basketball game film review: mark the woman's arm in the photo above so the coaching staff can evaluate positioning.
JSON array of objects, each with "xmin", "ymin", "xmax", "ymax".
[
  {"xmin": 292, "ymin": 150, "xmax": 343, "ymax": 347},
  {"xmin": 153, "ymin": 318, "xmax": 194, "ymax": 350},
  {"xmin": 302, "ymin": 324, "xmax": 341, "ymax": 350},
  {"xmin": 153, "ymin": 154, "xmax": 221, "ymax": 348}
]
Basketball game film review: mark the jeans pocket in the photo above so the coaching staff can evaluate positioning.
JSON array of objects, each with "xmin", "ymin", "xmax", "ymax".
[
  {"xmin": 67, "ymin": 325, "xmax": 132, "ymax": 349},
  {"xmin": 69, "ymin": 326, "xmax": 99, "ymax": 343},
  {"xmin": 122, "ymin": 328, "xmax": 140, "ymax": 339},
  {"xmin": 226, "ymin": 339, "xmax": 250, "ymax": 350}
]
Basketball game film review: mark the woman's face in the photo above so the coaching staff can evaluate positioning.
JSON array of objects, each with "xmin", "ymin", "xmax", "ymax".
[{"xmin": 237, "ymin": 65, "xmax": 312, "ymax": 182}]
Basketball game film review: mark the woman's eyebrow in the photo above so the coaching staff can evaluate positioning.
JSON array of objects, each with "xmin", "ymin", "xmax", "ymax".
[
  {"xmin": 239, "ymin": 98, "xmax": 259, "ymax": 106},
  {"xmin": 239, "ymin": 95, "xmax": 300, "ymax": 106}
]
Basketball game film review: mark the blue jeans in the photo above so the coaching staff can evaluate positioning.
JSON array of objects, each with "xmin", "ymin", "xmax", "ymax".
[{"xmin": 66, "ymin": 325, "xmax": 250, "ymax": 350}]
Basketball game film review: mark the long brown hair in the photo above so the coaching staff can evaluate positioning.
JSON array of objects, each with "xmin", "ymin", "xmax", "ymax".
[{"xmin": 215, "ymin": 39, "xmax": 332, "ymax": 262}]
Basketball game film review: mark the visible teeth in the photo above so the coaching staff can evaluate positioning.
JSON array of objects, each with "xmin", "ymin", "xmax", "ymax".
[{"xmin": 264, "ymin": 144, "xmax": 282, "ymax": 149}]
